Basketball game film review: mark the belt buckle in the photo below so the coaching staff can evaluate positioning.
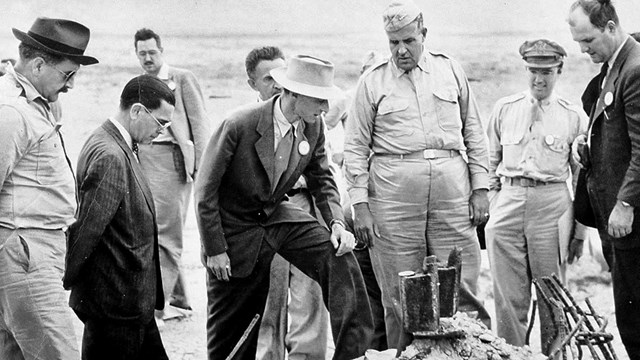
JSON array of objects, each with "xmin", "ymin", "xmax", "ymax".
[{"xmin": 422, "ymin": 149, "xmax": 435, "ymax": 159}]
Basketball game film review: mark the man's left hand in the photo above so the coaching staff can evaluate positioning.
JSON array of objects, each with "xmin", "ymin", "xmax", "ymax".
[
  {"xmin": 469, "ymin": 189, "xmax": 490, "ymax": 226},
  {"xmin": 608, "ymin": 201, "xmax": 634, "ymax": 238},
  {"xmin": 330, "ymin": 221, "xmax": 356, "ymax": 257}
]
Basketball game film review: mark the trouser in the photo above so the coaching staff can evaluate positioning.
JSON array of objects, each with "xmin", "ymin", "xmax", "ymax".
[
  {"xmin": 81, "ymin": 317, "xmax": 168, "ymax": 360},
  {"xmin": 257, "ymin": 191, "xmax": 329, "ymax": 360},
  {"xmin": 0, "ymin": 227, "xmax": 79, "ymax": 360},
  {"xmin": 139, "ymin": 143, "xmax": 192, "ymax": 310},
  {"xmin": 485, "ymin": 182, "xmax": 570, "ymax": 353},
  {"xmin": 367, "ymin": 155, "xmax": 489, "ymax": 351},
  {"xmin": 587, "ymin": 178, "xmax": 640, "ymax": 360},
  {"xmin": 206, "ymin": 222, "xmax": 373, "ymax": 360}
]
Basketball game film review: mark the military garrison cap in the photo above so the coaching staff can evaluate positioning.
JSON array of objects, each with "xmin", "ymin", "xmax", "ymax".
[
  {"xmin": 519, "ymin": 39, "xmax": 567, "ymax": 68},
  {"xmin": 383, "ymin": 0, "xmax": 422, "ymax": 32}
]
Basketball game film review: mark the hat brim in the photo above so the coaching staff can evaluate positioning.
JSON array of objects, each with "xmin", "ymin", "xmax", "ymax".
[
  {"xmin": 12, "ymin": 28, "xmax": 98, "ymax": 65},
  {"xmin": 271, "ymin": 67, "xmax": 342, "ymax": 100}
]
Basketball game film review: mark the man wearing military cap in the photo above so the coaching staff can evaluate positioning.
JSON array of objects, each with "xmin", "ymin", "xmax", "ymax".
[
  {"xmin": 0, "ymin": 17, "xmax": 97, "ymax": 359},
  {"xmin": 485, "ymin": 39, "xmax": 588, "ymax": 352},
  {"xmin": 344, "ymin": 0, "xmax": 490, "ymax": 351}
]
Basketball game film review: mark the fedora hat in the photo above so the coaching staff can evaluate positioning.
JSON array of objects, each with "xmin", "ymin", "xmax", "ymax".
[
  {"xmin": 13, "ymin": 17, "xmax": 98, "ymax": 65},
  {"xmin": 271, "ymin": 55, "xmax": 342, "ymax": 100}
]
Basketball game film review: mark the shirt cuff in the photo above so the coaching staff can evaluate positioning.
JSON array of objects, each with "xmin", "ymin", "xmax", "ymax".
[
  {"xmin": 470, "ymin": 172, "xmax": 489, "ymax": 191},
  {"xmin": 348, "ymin": 188, "xmax": 369, "ymax": 205}
]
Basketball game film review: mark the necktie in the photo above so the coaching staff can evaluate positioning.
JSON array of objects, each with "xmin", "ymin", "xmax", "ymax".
[
  {"xmin": 132, "ymin": 142, "xmax": 139, "ymax": 161},
  {"xmin": 599, "ymin": 62, "xmax": 609, "ymax": 90},
  {"xmin": 273, "ymin": 127, "xmax": 293, "ymax": 191},
  {"xmin": 530, "ymin": 99, "xmax": 542, "ymax": 130}
]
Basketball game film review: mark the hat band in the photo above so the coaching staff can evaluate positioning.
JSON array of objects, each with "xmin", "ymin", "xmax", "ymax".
[{"xmin": 28, "ymin": 31, "xmax": 85, "ymax": 56}]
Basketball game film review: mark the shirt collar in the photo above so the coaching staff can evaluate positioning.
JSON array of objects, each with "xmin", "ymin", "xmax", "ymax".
[
  {"xmin": 390, "ymin": 53, "xmax": 429, "ymax": 78},
  {"xmin": 607, "ymin": 35, "xmax": 629, "ymax": 72},
  {"xmin": 527, "ymin": 91, "xmax": 556, "ymax": 107},
  {"xmin": 156, "ymin": 62, "xmax": 170, "ymax": 80},
  {"xmin": 5, "ymin": 63, "xmax": 50, "ymax": 108},
  {"xmin": 274, "ymin": 97, "xmax": 299, "ymax": 137},
  {"xmin": 109, "ymin": 117, "xmax": 134, "ymax": 150}
]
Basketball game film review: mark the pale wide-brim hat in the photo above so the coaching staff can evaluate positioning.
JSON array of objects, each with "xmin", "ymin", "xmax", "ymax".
[
  {"xmin": 270, "ymin": 55, "xmax": 342, "ymax": 100},
  {"xmin": 12, "ymin": 17, "xmax": 98, "ymax": 65}
]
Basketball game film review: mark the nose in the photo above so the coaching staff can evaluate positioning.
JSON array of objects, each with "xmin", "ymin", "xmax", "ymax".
[
  {"xmin": 273, "ymin": 82, "xmax": 282, "ymax": 91},
  {"xmin": 144, "ymin": 53, "xmax": 152, "ymax": 62},
  {"xmin": 65, "ymin": 76, "xmax": 75, "ymax": 89},
  {"xmin": 320, "ymin": 100, "xmax": 329, "ymax": 113},
  {"xmin": 398, "ymin": 45, "xmax": 408, "ymax": 55},
  {"xmin": 580, "ymin": 43, "xmax": 589, "ymax": 53}
]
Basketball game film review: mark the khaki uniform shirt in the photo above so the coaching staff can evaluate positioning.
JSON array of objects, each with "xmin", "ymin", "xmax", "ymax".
[
  {"xmin": 487, "ymin": 91, "xmax": 588, "ymax": 190},
  {"xmin": 344, "ymin": 52, "xmax": 489, "ymax": 204}
]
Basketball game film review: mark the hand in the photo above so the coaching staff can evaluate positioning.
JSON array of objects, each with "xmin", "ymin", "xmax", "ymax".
[
  {"xmin": 571, "ymin": 134, "xmax": 587, "ymax": 168},
  {"xmin": 608, "ymin": 201, "xmax": 634, "ymax": 238},
  {"xmin": 206, "ymin": 253, "xmax": 232, "ymax": 281},
  {"xmin": 353, "ymin": 203, "xmax": 380, "ymax": 248},
  {"xmin": 567, "ymin": 237, "xmax": 584, "ymax": 264},
  {"xmin": 330, "ymin": 222, "xmax": 356, "ymax": 256},
  {"xmin": 469, "ymin": 189, "xmax": 490, "ymax": 226}
]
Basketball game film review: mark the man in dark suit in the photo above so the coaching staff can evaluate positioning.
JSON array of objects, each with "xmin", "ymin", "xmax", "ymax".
[
  {"xmin": 195, "ymin": 55, "xmax": 373, "ymax": 360},
  {"xmin": 569, "ymin": 1, "xmax": 640, "ymax": 358},
  {"xmin": 64, "ymin": 75, "xmax": 176, "ymax": 359},
  {"xmin": 134, "ymin": 28, "xmax": 211, "ymax": 322}
]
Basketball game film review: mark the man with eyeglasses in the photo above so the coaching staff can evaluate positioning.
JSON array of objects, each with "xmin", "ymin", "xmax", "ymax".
[
  {"xmin": 0, "ymin": 17, "xmax": 97, "ymax": 359},
  {"xmin": 64, "ymin": 75, "xmax": 175, "ymax": 359},
  {"xmin": 134, "ymin": 28, "xmax": 211, "ymax": 325}
]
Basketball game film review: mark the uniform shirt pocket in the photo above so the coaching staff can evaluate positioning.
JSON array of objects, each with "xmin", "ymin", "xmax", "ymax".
[
  {"xmin": 433, "ymin": 88, "xmax": 462, "ymax": 131},
  {"xmin": 35, "ymin": 133, "xmax": 67, "ymax": 185}
]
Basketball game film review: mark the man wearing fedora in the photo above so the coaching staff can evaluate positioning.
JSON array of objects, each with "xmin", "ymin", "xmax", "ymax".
[
  {"xmin": 133, "ymin": 28, "xmax": 211, "ymax": 324},
  {"xmin": 344, "ymin": 0, "xmax": 490, "ymax": 351},
  {"xmin": 485, "ymin": 39, "xmax": 588, "ymax": 353},
  {"xmin": 0, "ymin": 17, "xmax": 97, "ymax": 359},
  {"xmin": 245, "ymin": 46, "xmax": 330, "ymax": 360},
  {"xmin": 195, "ymin": 54, "xmax": 373, "ymax": 360}
]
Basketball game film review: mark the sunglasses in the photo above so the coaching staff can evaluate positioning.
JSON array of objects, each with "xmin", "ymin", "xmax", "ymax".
[{"xmin": 48, "ymin": 63, "xmax": 78, "ymax": 83}]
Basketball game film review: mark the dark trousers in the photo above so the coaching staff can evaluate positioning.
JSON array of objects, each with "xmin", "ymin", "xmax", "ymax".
[
  {"xmin": 353, "ymin": 248, "xmax": 388, "ymax": 351},
  {"xmin": 612, "ymin": 246, "xmax": 640, "ymax": 360},
  {"xmin": 206, "ymin": 221, "xmax": 374, "ymax": 360},
  {"xmin": 81, "ymin": 317, "xmax": 168, "ymax": 360}
]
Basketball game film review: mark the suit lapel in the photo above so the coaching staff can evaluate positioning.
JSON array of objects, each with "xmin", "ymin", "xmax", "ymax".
[
  {"xmin": 255, "ymin": 98, "xmax": 277, "ymax": 188},
  {"xmin": 592, "ymin": 38, "xmax": 633, "ymax": 121},
  {"xmin": 102, "ymin": 121, "xmax": 155, "ymax": 217}
]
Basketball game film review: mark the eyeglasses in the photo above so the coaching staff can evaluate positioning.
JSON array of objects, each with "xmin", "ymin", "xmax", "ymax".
[
  {"xmin": 48, "ymin": 63, "xmax": 78, "ymax": 83},
  {"xmin": 137, "ymin": 103, "xmax": 171, "ymax": 130}
]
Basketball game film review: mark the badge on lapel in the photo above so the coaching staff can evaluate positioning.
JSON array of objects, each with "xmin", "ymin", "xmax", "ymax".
[
  {"xmin": 166, "ymin": 80, "xmax": 176, "ymax": 91},
  {"xmin": 298, "ymin": 140, "xmax": 310, "ymax": 155},
  {"xmin": 604, "ymin": 92, "xmax": 613, "ymax": 106},
  {"xmin": 545, "ymin": 135, "xmax": 555, "ymax": 146}
]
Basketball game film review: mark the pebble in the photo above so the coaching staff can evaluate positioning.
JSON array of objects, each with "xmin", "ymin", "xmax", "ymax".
[{"xmin": 479, "ymin": 333, "xmax": 495, "ymax": 343}]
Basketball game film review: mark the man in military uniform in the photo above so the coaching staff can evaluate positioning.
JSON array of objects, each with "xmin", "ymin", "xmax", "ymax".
[
  {"xmin": 485, "ymin": 39, "xmax": 588, "ymax": 353},
  {"xmin": 344, "ymin": 0, "xmax": 490, "ymax": 351}
]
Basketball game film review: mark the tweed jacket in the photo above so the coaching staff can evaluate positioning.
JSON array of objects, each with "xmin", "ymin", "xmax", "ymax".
[
  {"xmin": 162, "ymin": 65, "xmax": 211, "ymax": 182},
  {"xmin": 575, "ymin": 37, "xmax": 640, "ymax": 248},
  {"xmin": 195, "ymin": 96, "xmax": 344, "ymax": 278},
  {"xmin": 64, "ymin": 120, "xmax": 164, "ymax": 323}
]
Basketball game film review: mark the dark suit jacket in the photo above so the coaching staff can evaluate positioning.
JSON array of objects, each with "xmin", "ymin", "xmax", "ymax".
[
  {"xmin": 575, "ymin": 37, "xmax": 640, "ymax": 248},
  {"xmin": 64, "ymin": 120, "xmax": 164, "ymax": 323},
  {"xmin": 195, "ymin": 96, "xmax": 344, "ymax": 278}
]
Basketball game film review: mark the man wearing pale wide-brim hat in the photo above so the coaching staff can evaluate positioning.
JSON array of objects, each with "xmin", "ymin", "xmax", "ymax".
[
  {"xmin": 344, "ymin": 0, "xmax": 491, "ymax": 352},
  {"xmin": 195, "ymin": 55, "xmax": 374, "ymax": 359},
  {"xmin": 0, "ymin": 17, "xmax": 97, "ymax": 359}
]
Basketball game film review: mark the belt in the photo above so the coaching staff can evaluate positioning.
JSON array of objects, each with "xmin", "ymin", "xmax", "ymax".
[
  {"xmin": 375, "ymin": 149, "xmax": 458, "ymax": 160},
  {"xmin": 149, "ymin": 141, "xmax": 176, "ymax": 146},
  {"xmin": 504, "ymin": 176, "xmax": 557, "ymax": 187},
  {"xmin": 286, "ymin": 188, "xmax": 307, "ymax": 196}
]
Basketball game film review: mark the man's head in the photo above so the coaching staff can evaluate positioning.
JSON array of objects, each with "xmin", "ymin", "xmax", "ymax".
[
  {"xmin": 135, "ymin": 28, "xmax": 164, "ymax": 76},
  {"xmin": 119, "ymin": 75, "xmax": 176, "ymax": 144},
  {"xmin": 568, "ymin": 0, "xmax": 625, "ymax": 64},
  {"xmin": 245, "ymin": 46, "xmax": 286, "ymax": 100},
  {"xmin": 12, "ymin": 17, "xmax": 98, "ymax": 102},
  {"xmin": 519, "ymin": 39, "xmax": 566, "ymax": 100},
  {"xmin": 271, "ymin": 55, "xmax": 342, "ymax": 124},
  {"xmin": 383, "ymin": 0, "xmax": 427, "ymax": 72}
]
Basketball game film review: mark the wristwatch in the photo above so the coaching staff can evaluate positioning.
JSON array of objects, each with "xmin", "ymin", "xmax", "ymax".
[{"xmin": 330, "ymin": 219, "xmax": 346, "ymax": 229}]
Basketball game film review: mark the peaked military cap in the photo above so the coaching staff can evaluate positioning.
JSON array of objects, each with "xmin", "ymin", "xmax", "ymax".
[
  {"xmin": 383, "ymin": 0, "xmax": 422, "ymax": 32},
  {"xmin": 519, "ymin": 39, "xmax": 566, "ymax": 68}
]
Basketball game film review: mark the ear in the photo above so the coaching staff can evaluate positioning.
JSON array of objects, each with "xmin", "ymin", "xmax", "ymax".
[
  {"xmin": 129, "ymin": 103, "xmax": 142, "ymax": 120},
  {"xmin": 31, "ymin": 57, "xmax": 46, "ymax": 77},
  {"xmin": 247, "ymin": 78, "xmax": 257, "ymax": 91},
  {"xmin": 606, "ymin": 20, "xmax": 617, "ymax": 33}
]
